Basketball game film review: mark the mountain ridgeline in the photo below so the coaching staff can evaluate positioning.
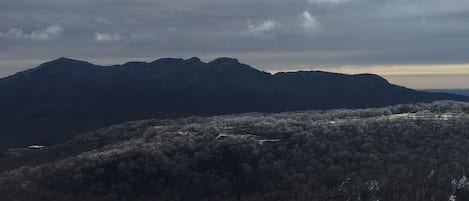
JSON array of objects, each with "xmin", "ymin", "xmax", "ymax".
[{"xmin": 0, "ymin": 57, "xmax": 466, "ymax": 149}]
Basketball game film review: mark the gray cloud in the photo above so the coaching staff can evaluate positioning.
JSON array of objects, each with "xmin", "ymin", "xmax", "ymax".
[
  {"xmin": 307, "ymin": 0, "xmax": 351, "ymax": 4},
  {"xmin": 300, "ymin": 11, "xmax": 318, "ymax": 29},
  {"xmin": 0, "ymin": 0, "xmax": 468, "ymax": 78},
  {"xmin": 95, "ymin": 32, "xmax": 122, "ymax": 43},
  {"xmin": 246, "ymin": 20, "xmax": 277, "ymax": 35},
  {"xmin": 0, "ymin": 25, "xmax": 63, "ymax": 40}
]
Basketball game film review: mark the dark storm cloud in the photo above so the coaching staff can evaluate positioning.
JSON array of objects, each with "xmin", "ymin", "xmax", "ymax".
[{"xmin": 0, "ymin": 0, "xmax": 469, "ymax": 75}]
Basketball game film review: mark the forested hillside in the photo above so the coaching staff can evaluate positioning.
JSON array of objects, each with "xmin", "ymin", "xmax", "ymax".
[{"xmin": 1, "ymin": 101, "xmax": 469, "ymax": 201}]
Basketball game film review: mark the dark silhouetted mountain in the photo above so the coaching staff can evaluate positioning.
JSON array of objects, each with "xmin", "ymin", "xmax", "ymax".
[
  {"xmin": 423, "ymin": 89, "xmax": 469, "ymax": 97},
  {"xmin": 0, "ymin": 57, "xmax": 467, "ymax": 149}
]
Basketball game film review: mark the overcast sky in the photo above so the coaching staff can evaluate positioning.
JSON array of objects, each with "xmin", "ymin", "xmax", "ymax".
[{"xmin": 0, "ymin": 0, "xmax": 468, "ymax": 88}]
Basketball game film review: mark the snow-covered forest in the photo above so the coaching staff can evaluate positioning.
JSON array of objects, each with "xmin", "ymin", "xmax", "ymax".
[{"xmin": 1, "ymin": 101, "xmax": 469, "ymax": 201}]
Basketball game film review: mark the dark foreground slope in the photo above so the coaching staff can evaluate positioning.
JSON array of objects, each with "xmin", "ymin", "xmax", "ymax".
[
  {"xmin": 1, "ymin": 101, "xmax": 469, "ymax": 201},
  {"xmin": 0, "ymin": 57, "xmax": 467, "ymax": 149}
]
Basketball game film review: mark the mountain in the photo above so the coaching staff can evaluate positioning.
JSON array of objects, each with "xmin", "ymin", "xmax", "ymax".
[
  {"xmin": 2, "ymin": 101, "xmax": 469, "ymax": 201},
  {"xmin": 0, "ymin": 57, "xmax": 467, "ymax": 149},
  {"xmin": 423, "ymin": 89, "xmax": 469, "ymax": 97}
]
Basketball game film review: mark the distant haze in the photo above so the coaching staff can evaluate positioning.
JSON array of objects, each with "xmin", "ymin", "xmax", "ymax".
[{"xmin": 1, "ymin": 0, "xmax": 468, "ymax": 89}]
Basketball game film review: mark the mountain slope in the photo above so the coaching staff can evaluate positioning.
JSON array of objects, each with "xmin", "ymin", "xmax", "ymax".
[
  {"xmin": 1, "ymin": 101, "xmax": 469, "ymax": 201},
  {"xmin": 0, "ymin": 57, "xmax": 467, "ymax": 149}
]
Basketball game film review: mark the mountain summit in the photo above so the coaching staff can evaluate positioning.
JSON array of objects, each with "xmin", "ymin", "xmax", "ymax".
[{"xmin": 0, "ymin": 57, "xmax": 467, "ymax": 149}]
